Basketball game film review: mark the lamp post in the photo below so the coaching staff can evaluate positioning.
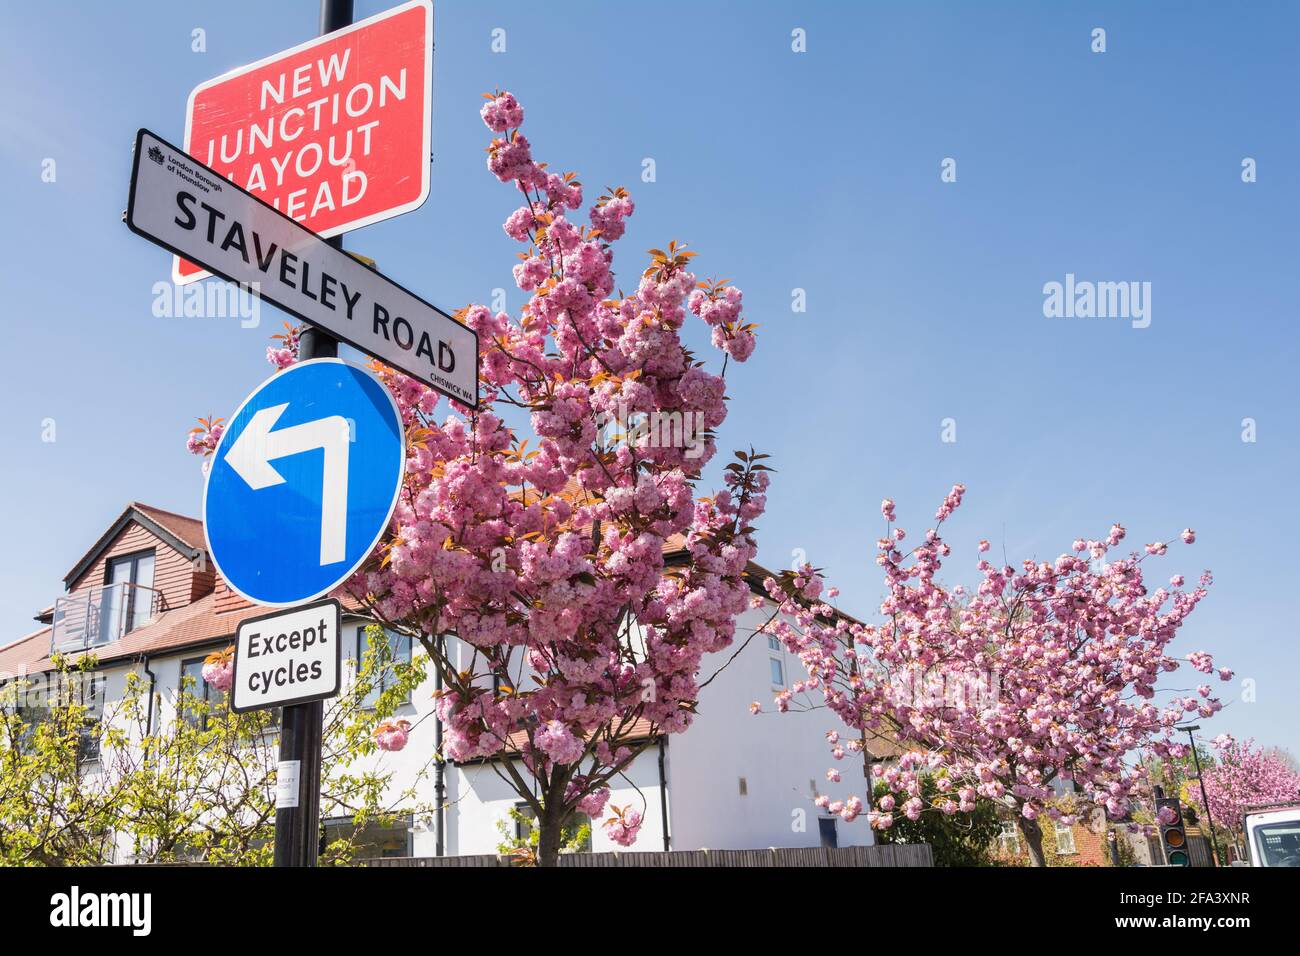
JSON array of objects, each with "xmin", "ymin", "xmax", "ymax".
[{"xmin": 1177, "ymin": 724, "xmax": 1222, "ymax": 866}]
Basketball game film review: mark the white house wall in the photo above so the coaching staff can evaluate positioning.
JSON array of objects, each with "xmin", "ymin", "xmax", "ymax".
[
  {"xmin": 444, "ymin": 749, "xmax": 667, "ymax": 856},
  {"xmin": 664, "ymin": 601, "xmax": 876, "ymax": 851}
]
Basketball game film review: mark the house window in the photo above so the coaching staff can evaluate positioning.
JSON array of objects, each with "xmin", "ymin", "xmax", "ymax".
[
  {"xmin": 179, "ymin": 657, "xmax": 216, "ymax": 729},
  {"xmin": 998, "ymin": 821, "xmax": 1021, "ymax": 856},
  {"xmin": 513, "ymin": 802, "xmax": 536, "ymax": 842},
  {"xmin": 105, "ymin": 551, "xmax": 156, "ymax": 635},
  {"xmin": 1055, "ymin": 822, "xmax": 1077, "ymax": 855},
  {"xmin": 181, "ymin": 657, "xmax": 278, "ymax": 732},
  {"xmin": 10, "ymin": 673, "xmax": 102, "ymax": 760},
  {"xmin": 818, "ymin": 817, "xmax": 839, "ymax": 848},
  {"xmin": 76, "ymin": 674, "xmax": 104, "ymax": 762},
  {"xmin": 321, "ymin": 813, "xmax": 413, "ymax": 859},
  {"xmin": 357, "ymin": 628, "xmax": 412, "ymax": 709},
  {"xmin": 769, "ymin": 657, "xmax": 784, "ymax": 687},
  {"xmin": 767, "ymin": 635, "xmax": 781, "ymax": 652}
]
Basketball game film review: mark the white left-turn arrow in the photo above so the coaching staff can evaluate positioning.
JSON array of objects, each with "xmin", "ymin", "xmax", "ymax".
[{"xmin": 224, "ymin": 403, "xmax": 351, "ymax": 566}]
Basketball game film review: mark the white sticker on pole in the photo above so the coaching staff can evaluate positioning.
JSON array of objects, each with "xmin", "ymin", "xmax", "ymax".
[{"xmin": 276, "ymin": 760, "xmax": 301, "ymax": 809}]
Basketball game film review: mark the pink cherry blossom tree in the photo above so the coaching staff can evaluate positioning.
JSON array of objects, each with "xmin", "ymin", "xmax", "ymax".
[
  {"xmin": 191, "ymin": 91, "xmax": 766, "ymax": 866},
  {"xmin": 1186, "ymin": 735, "xmax": 1300, "ymax": 851},
  {"xmin": 761, "ymin": 486, "xmax": 1232, "ymax": 866}
]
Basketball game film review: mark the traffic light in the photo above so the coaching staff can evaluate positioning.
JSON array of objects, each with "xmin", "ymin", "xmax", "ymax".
[{"xmin": 1156, "ymin": 796, "xmax": 1190, "ymax": 866}]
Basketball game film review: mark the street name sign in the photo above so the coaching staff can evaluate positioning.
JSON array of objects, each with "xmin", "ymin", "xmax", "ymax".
[
  {"xmin": 127, "ymin": 128, "xmax": 478, "ymax": 406},
  {"xmin": 203, "ymin": 358, "xmax": 405, "ymax": 607},
  {"xmin": 231, "ymin": 599, "xmax": 342, "ymax": 712},
  {"xmin": 177, "ymin": 0, "xmax": 433, "ymax": 283}
]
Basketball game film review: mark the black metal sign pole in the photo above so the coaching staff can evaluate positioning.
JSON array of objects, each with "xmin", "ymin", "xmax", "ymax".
[
  {"xmin": 273, "ymin": 0, "xmax": 352, "ymax": 869},
  {"xmin": 298, "ymin": 0, "xmax": 352, "ymax": 365}
]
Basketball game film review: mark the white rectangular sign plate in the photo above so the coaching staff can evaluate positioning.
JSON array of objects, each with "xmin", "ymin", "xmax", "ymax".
[
  {"xmin": 230, "ymin": 598, "xmax": 343, "ymax": 713},
  {"xmin": 126, "ymin": 128, "xmax": 478, "ymax": 407}
]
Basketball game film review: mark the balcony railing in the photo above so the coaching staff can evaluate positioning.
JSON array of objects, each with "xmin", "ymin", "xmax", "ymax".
[{"xmin": 50, "ymin": 582, "xmax": 162, "ymax": 655}]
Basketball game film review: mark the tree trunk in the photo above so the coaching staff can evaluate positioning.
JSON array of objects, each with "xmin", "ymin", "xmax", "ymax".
[
  {"xmin": 535, "ymin": 806, "xmax": 564, "ymax": 868},
  {"xmin": 1017, "ymin": 815, "xmax": 1047, "ymax": 867}
]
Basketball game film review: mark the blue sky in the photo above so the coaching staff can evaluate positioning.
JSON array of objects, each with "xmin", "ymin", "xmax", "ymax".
[{"xmin": 1, "ymin": 1, "xmax": 1296, "ymax": 755}]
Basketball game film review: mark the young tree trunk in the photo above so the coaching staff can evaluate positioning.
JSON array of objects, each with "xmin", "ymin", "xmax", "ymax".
[
  {"xmin": 1017, "ymin": 815, "xmax": 1047, "ymax": 867},
  {"xmin": 535, "ymin": 807, "xmax": 564, "ymax": 868}
]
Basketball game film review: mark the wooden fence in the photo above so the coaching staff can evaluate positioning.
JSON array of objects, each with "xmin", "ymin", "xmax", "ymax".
[
  {"xmin": 363, "ymin": 843, "xmax": 933, "ymax": 868},
  {"xmin": 1185, "ymin": 834, "xmax": 1216, "ymax": 867}
]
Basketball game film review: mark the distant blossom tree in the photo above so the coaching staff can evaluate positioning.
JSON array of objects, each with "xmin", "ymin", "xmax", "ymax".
[
  {"xmin": 761, "ymin": 486, "xmax": 1232, "ymax": 866},
  {"xmin": 1186, "ymin": 734, "xmax": 1300, "ymax": 849},
  {"xmin": 190, "ymin": 91, "xmax": 765, "ymax": 865}
]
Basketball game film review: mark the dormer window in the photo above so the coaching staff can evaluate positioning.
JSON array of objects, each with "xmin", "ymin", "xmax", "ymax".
[
  {"xmin": 46, "ymin": 504, "xmax": 209, "ymax": 656},
  {"xmin": 106, "ymin": 551, "xmax": 157, "ymax": 634},
  {"xmin": 51, "ymin": 550, "xmax": 161, "ymax": 654}
]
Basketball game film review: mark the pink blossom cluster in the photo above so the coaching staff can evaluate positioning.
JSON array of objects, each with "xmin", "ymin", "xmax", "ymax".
[
  {"xmin": 480, "ymin": 91, "xmax": 524, "ymax": 132},
  {"xmin": 763, "ymin": 487, "xmax": 1228, "ymax": 840},
  {"xmin": 201, "ymin": 658, "xmax": 233, "ymax": 693},
  {"xmin": 603, "ymin": 805, "xmax": 643, "ymax": 846},
  {"xmin": 590, "ymin": 192, "xmax": 634, "ymax": 242},
  {"xmin": 186, "ymin": 421, "xmax": 224, "ymax": 456},
  {"xmin": 266, "ymin": 323, "xmax": 301, "ymax": 370},
  {"xmin": 688, "ymin": 281, "xmax": 755, "ymax": 363},
  {"xmin": 374, "ymin": 719, "xmax": 412, "ymax": 752},
  {"xmin": 564, "ymin": 777, "xmax": 611, "ymax": 817},
  {"xmin": 534, "ymin": 719, "xmax": 584, "ymax": 764}
]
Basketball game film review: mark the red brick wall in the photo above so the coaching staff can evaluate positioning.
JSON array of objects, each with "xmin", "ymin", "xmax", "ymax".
[
  {"xmin": 994, "ymin": 814, "xmax": 1115, "ymax": 866},
  {"xmin": 1068, "ymin": 820, "xmax": 1109, "ymax": 866}
]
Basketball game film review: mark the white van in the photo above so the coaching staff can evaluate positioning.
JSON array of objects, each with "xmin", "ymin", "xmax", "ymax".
[{"xmin": 1242, "ymin": 803, "xmax": 1300, "ymax": 867}]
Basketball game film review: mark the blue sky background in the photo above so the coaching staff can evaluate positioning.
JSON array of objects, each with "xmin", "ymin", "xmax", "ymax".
[{"xmin": 2, "ymin": 1, "xmax": 1296, "ymax": 755}]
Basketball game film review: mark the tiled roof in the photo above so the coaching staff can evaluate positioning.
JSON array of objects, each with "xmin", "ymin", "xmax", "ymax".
[
  {"xmin": 130, "ymin": 502, "xmax": 208, "ymax": 553},
  {"xmin": 0, "ymin": 586, "xmax": 368, "ymax": 677},
  {"xmin": 62, "ymin": 501, "xmax": 208, "ymax": 588},
  {"xmin": 0, "ymin": 627, "xmax": 53, "ymax": 675}
]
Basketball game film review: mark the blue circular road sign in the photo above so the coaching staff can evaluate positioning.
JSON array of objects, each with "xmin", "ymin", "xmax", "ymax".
[{"xmin": 203, "ymin": 359, "xmax": 405, "ymax": 606}]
